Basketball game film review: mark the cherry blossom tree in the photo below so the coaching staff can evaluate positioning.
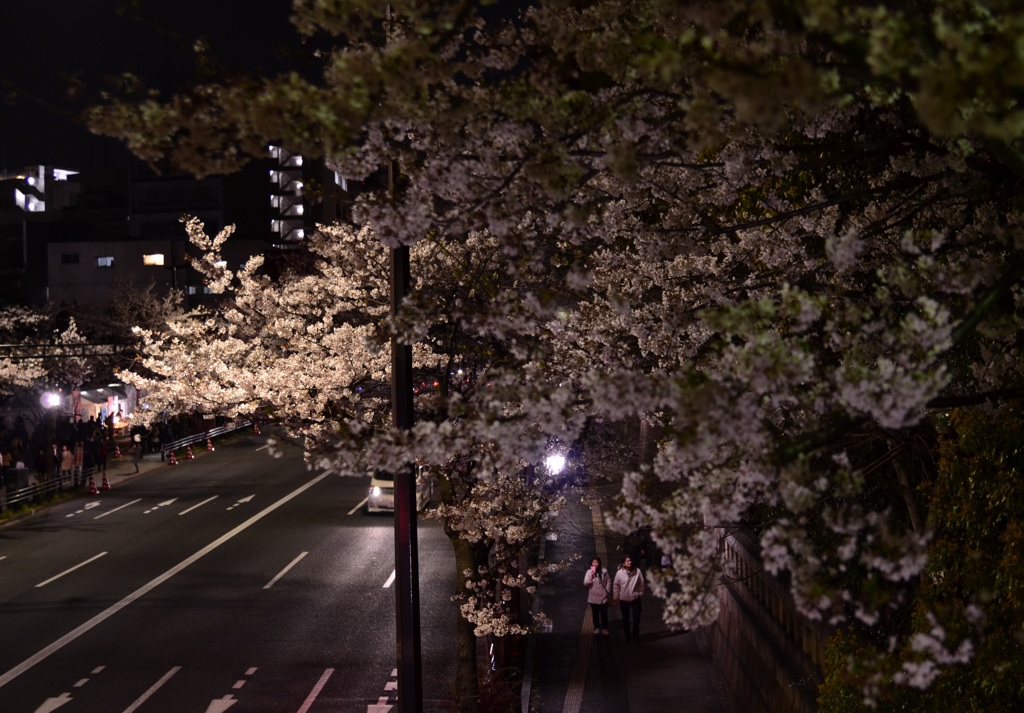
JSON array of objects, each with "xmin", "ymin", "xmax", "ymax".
[
  {"xmin": 66, "ymin": 278, "xmax": 184, "ymax": 360},
  {"xmin": 1, "ymin": 307, "xmax": 91, "ymax": 398},
  {"xmin": 87, "ymin": 0, "xmax": 1024, "ymax": 704},
  {"xmin": 124, "ymin": 217, "xmax": 578, "ymax": 709},
  {"xmin": 1, "ymin": 308, "xmax": 93, "ymax": 472},
  {"xmin": 0, "ymin": 308, "xmax": 53, "ymax": 396}
]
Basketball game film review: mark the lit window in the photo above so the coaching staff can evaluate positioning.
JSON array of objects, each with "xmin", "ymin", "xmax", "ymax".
[
  {"xmin": 143, "ymin": 254, "xmax": 166, "ymax": 266},
  {"xmin": 96, "ymin": 256, "xmax": 114, "ymax": 268}
]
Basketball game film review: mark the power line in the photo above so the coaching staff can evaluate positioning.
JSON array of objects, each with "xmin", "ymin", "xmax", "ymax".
[{"xmin": 0, "ymin": 343, "xmax": 130, "ymax": 360}]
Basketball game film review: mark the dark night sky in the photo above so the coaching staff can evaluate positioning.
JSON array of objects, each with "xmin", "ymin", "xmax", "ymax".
[{"xmin": 0, "ymin": 0, "xmax": 297, "ymax": 173}]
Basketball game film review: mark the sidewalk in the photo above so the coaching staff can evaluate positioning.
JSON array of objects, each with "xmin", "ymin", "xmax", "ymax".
[
  {"xmin": 95, "ymin": 446, "xmax": 168, "ymax": 486},
  {"xmin": 69, "ymin": 438, "xmax": 211, "ymax": 493},
  {"xmin": 97, "ymin": 431, "xmax": 239, "ymax": 487},
  {"xmin": 524, "ymin": 495, "xmax": 734, "ymax": 713},
  {"xmin": 1, "ymin": 446, "xmax": 169, "ymax": 528}
]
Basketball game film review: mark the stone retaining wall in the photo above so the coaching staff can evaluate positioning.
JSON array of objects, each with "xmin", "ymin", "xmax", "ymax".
[{"xmin": 706, "ymin": 532, "xmax": 829, "ymax": 713}]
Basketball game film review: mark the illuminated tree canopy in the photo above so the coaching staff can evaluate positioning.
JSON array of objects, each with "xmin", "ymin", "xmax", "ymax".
[{"xmin": 88, "ymin": 1, "xmax": 1024, "ymax": 706}]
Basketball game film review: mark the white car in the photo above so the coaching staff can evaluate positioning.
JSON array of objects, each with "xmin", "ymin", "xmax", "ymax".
[{"xmin": 366, "ymin": 466, "xmax": 432, "ymax": 513}]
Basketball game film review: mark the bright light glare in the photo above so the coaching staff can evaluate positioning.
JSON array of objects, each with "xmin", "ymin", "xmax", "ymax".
[
  {"xmin": 545, "ymin": 454, "xmax": 567, "ymax": 475},
  {"xmin": 41, "ymin": 392, "xmax": 60, "ymax": 408}
]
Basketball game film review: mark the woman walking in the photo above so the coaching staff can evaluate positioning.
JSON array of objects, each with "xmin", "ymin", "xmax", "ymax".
[
  {"xmin": 613, "ymin": 555, "xmax": 645, "ymax": 642},
  {"xmin": 583, "ymin": 556, "xmax": 612, "ymax": 635}
]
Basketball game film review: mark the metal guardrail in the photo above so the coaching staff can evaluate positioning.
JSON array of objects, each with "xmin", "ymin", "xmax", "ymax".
[
  {"xmin": 161, "ymin": 420, "xmax": 255, "ymax": 458},
  {"xmin": 1, "ymin": 420, "xmax": 255, "ymax": 516},
  {"xmin": 1, "ymin": 471, "xmax": 81, "ymax": 513}
]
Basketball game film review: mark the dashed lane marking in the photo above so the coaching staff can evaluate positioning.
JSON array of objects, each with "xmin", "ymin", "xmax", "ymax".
[
  {"xmin": 35, "ymin": 552, "xmax": 108, "ymax": 588},
  {"xmin": 0, "ymin": 471, "xmax": 332, "ymax": 690},
  {"xmin": 121, "ymin": 667, "xmax": 180, "ymax": 713}
]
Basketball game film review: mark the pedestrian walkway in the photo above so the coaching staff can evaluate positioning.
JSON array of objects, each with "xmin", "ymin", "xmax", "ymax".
[
  {"xmin": 2, "ymin": 439, "xmax": 209, "ymax": 523},
  {"xmin": 96, "ymin": 431, "xmax": 245, "ymax": 488},
  {"xmin": 523, "ymin": 495, "xmax": 734, "ymax": 713},
  {"xmin": 98, "ymin": 446, "xmax": 167, "ymax": 485}
]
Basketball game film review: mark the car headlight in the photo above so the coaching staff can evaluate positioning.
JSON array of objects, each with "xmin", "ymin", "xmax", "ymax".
[{"xmin": 371, "ymin": 486, "xmax": 382, "ymax": 497}]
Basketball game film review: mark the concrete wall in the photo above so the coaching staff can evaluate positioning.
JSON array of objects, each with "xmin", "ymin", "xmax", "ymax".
[{"xmin": 707, "ymin": 532, "xmax": 829, "ymax": 713}]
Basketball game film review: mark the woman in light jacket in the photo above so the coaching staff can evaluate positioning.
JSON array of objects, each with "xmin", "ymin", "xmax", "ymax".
[
  {"xmin": 613, "ymin": 555, "xmax": 645, "ymax": 641},
  {"xmin": 583, "ymin": 556, "xmax": 612, "ymax": 634}
]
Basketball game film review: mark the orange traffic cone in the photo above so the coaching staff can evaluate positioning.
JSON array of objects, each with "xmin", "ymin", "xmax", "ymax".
[
  {"xmin": 168, "ymin": 449, "xmax": 178, "ymax": 465},
  {"xmin": 100, "ymin": 472, "xmax": 111, "ymax": 491},
  {"xmin": 206, "ymin": 438, "xmax": 215, "ymax": 452},
  {"xmin": 114, "ymin": 443, "xmax": 122, "ymax": 459},
  {"xmin": 186, "ymin": 445, "xmax": 194, "ymax": 460},
  {"xmin": 88, "ymin": 473, "xmax": 98, "ymax": 494},
  {"xmin": 253, "ymin": 421, "xmax": 260, "ymax": 434}
]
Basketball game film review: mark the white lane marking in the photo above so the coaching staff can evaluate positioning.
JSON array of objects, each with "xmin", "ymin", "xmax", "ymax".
[
  {"xmin": 230, "ymin": 665, "xmax": 256, "ymax": 690},
  {"xmin": 256, "ymin": 444, "xmax": 270, "ymax": 452},
  {"xmin": 0, "ymin": 470, "xmax": 332, "ymax": 690},
  {"xmin": 366, "ymin": 696, "xmax": 393, "ymax": 713},
  {"xmin": 33, "ymin": 691, "xmax": 72, "ymax": 712},
  {"xmin": 143, "ymin": 498, "xmax": 178, "ymax": 514},
  {"xmin": 0, "ymin": 556, "xmax": 6, "ymax": 562},
  {"xmin": 205, "ymin": 694, "xmax": 237, "ymax": 712},
  {"xmin": 296, "ymin": 668, "xmax": 334, "ymax": 713},
  {"xmin": 382, "ymin": 570, "xmax": 396, "ymax": 589},
  {"xmin": 66, "ymin": 502, "xmax": 102, "ymax": 518},
  {"xmin": 93, "ymin": 666, "xmax": 105, "ymax": 674},
  {"xmin": 348, "ymin": 497, "xmax": 368, "ymax": 516},
  {"xmin": 226, "ymin": 495, "xmax": 254, "ymax": 511},
  {"xmin": 179, "ymin": 496, "xmax": 219, "ymax": 515},
  {"xmin": 94, "ymin": 499, "xmax": 142, "ymax": 520},
  {"xmin": 36, "ymin": 552, "xmax": 108, "ymax": 588},
  {"xmin": 73, "ymin": 678, "xmax": 88, "ymax": 687},
  {"xmin": 264, "ymin": 552, "xmax": 308, "ymax": 590},
  {"xmin": 121, "ymin": 667, "xmax": 180, "ymax": 713}
]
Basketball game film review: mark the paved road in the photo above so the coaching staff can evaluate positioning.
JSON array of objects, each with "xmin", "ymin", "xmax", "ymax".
[{"xmin": 0, "ymin": 434, "xmax": 457, "ymax": 712}]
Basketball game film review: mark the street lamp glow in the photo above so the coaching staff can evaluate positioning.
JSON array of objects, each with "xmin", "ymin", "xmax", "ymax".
[
  {"xmin": 42, "ymin": 392, "xmax": 60, "ymax": 408},
  {"xmin": 545, "ymin": 453, "xmax": 567, "ymax": 475}
]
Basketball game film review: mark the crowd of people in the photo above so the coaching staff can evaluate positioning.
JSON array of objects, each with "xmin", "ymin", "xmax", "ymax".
[
  {"xmin": 1, "ymin": 410, "xmax": 234, "ymax": 491},
  {"xmin": 0, "ymin": 413, "xmax": 120, "ymax": 490}
]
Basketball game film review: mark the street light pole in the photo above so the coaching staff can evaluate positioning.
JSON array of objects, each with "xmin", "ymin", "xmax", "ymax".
[
  {"xmin": 41, "ymin": 391, "xmax": 61, "ymax": 482},
  {"xmin": 391, "ymin": 243, "xmax": 423, "ymax": 713},
  {"xmin": 383, "ymin": 0, "xmax": 422, "ymax": 689}
]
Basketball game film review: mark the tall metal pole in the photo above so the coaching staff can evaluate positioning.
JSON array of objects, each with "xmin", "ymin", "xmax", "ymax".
[{"xmin": 390, "ymin": 165, "xmax": 423, "ymax": 711}]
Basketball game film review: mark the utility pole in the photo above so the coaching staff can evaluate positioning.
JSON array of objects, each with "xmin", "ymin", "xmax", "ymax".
[{"xmin": 390, "ymin": 156, "xmax": 423, "ymax": 711}]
